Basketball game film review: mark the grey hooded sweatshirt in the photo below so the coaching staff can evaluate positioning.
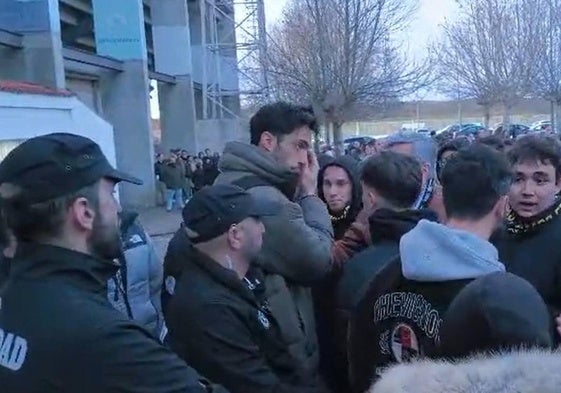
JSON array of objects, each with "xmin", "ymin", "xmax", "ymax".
[{"xmin": 400, "ymin": 219, "xmax": 505, "ymax": 282}]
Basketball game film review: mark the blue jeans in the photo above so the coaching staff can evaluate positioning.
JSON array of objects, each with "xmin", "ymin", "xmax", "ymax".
[{"xmin": 165, "ymin": 189, "xmax": 184, "ymax": 211}]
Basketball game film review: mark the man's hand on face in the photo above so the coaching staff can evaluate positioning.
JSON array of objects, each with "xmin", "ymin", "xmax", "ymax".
[{"xmin": 298, "ymin": 150, "xmax": 319, "ymax": 197}]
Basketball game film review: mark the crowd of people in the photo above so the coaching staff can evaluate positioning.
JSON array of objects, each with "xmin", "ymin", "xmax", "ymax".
[
  {"xmin": 155, "ymin": 149, "xmax": 220, "ymax": 212},
  {"xmin": 1, "ymin": 101, "xmax": 561, "ymax": 392}
]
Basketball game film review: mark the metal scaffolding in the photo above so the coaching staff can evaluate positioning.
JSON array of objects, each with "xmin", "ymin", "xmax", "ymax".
[{"xmin": 199, "ymin": 0, "xmax": 269, "ymax": 119}]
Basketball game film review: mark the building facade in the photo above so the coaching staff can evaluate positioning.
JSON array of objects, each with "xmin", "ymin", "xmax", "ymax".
[{"xmin": 0, "ymin": 0, "xmax": 243, "ymax": 207}]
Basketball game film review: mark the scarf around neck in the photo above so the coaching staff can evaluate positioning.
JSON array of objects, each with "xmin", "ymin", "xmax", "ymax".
[{"xmin": 506, "ymin": 198, "xmax": 561, "ymax": 236}]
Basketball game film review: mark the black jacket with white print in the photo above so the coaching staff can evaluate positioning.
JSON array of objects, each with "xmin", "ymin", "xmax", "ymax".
[{"xmin": 163, "ymin": 240, "xmax": 328, "ymax": 393}]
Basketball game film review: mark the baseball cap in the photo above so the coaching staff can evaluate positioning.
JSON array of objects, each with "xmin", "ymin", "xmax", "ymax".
[
  {"xmin": 183, "ymin": 184, "xmax": 281, "ymax": 244},
  {"xmin": 0, "ymin": 133, "xmax": 142, "ymax": 204},
  {"xmin": 439, "ymin": 272, "xmax": 552, "ymax": 358}
]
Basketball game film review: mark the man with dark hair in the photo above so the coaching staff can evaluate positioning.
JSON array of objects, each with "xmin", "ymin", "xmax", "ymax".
[
  {"xmin": 173, "ymin": 102, "xmax": 333, "ymax": 384},
  {"xmin": 347, "ymin": 145, "xmax": 510, "ymax": 393},
  {"xmin": 478, "ymin": 135, "xmax": 506, "ymax": 152},
  {"xmin": 0, "ymin": 133, "xmax": 225, "ymax": 392},
  {"xmin": 337, "ymin": 151, "xmax": 435, "ymax": 316},
  {"xmin": 384, "ymin": 132, "xmax": 445, "ymax": 221},
  {"xmin": 333, "ymin": 151, "xmax": 435, "ymax": 391},
  {"xmin": 436, "ymin": 137, "xmax": 471, "ymax": 181},
  {"xmin": 494, "ymin": 135, "xmax": 561, "ymax": 340}
]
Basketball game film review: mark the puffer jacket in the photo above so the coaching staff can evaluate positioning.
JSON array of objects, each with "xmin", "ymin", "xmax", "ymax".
[
  {"xmin": 369, "ymin": 350, "xmax": 561, "ymax": 393},
  {"xmin": 214, "ymin": 141, "xmax": 334, "ymax": 380},
  {"xmin": 108, "ymin": 211, "xmax": 165, "ymax": 340}
]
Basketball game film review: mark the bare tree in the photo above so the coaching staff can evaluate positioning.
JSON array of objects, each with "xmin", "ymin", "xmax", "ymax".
[
  {"xmin": 533, "ymin": 0, "xmax": 561, "ymax": 133},
  {"xmin": 434, "ymin": 0, "xmax": 542, "ymax": 131},
  {"xmin": 265, "ymin": 0, "xmax": 429, "ymax": 153}
]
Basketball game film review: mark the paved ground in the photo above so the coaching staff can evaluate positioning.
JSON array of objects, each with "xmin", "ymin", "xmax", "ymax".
[{"xmin": 138, "ymin": 207, "xmax": 183, "ymax": 261}]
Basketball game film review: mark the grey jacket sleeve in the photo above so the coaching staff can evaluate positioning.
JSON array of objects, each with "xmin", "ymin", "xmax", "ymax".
[
  {"xmin": 258, "ymin": 189, "xmax": 334, "ymax": 285},
  {"xmin": 146, "ymin": 236, "xmax": 166, "ymax": 341}
]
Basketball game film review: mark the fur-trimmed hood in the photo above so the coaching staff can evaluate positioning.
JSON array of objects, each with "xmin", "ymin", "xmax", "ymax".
[{"xmin": 369, "ymin": 350, "xmax": 561, "ymax": 393}]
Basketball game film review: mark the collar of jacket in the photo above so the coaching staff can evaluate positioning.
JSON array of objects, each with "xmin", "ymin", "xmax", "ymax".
[
  {"xmin": 506, "ymin": 198, "xmax": 561, "ymax": 236},
  {"xmin": 219, "ymin": 141, "xmax": 299, "ymax": 197},
  {"xmin": 9, "ymin": 243, "xmax": 119, "ymax": 294},
  {"xmin": 188, "ymin": 244, "xmax": 264, "ymax": 305}
]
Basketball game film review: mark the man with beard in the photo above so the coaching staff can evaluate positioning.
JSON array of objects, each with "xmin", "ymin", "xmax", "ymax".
[
  {"xmin": 212, "ymin": 102, "xmax": 334, "ymax": 384},
  {"xmin": 0, "ymin": 133, "xmax": 226, "ymax": 392},
  {"xmin": 164, "ymin": 185, "xmax": 327, "ymax": 393},
  {"xmin": 494, "ymin": 135, "xmax": 561, "ymax": 340}
]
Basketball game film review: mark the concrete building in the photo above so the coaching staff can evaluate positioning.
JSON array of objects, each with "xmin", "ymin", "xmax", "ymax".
[{"xmin": 0, "ymin": 0, "xmax": 246, "ymax": 207}]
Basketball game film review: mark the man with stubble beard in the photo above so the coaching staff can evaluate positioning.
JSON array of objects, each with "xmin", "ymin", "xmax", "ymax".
[{"xmin": 0, "ymin": 133, "xmax": 226, "ymax": 392}]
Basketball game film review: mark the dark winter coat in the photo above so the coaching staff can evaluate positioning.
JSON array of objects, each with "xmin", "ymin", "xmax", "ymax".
[
  {"xmin": 348, "ymin": 220, "xmax": 505, "ymax": 393},
  {"xmin": 494, "ymin": 199, "xmax": 561, "ymax": 341},
  {"xmin": 164, "ymin": 241, "xmax": 328, "ymax": 393},
  {"xmin": 160, "ymin": 161, "xmax": 185, "ymax": 190},
  {"xmin": 0, "ymin": 243, "xmax": 224, "ymax": 393}
]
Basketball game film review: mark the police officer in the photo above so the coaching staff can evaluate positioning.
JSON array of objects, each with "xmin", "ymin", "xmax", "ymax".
[{"xmin": 0, "ymin": 133, "xmax": 226, "ymax": 392}]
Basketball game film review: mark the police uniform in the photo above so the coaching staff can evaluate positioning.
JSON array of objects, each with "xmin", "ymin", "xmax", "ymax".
[{"xmin": 0, "ymin": 133, "xmax": 225, "ymax": 392}]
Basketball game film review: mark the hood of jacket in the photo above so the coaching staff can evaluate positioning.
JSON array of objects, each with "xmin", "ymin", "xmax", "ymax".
[
  {"xmin": 318, "ymin": 155, "xmax": 362, "ymax": 223},
  {"xmin": 400, "ymin": 220, "xmax": 504, "ymax": 282},
  {"xmin": 369, "ymin": 208, "xmax": 437, "ymax": 244},
  {"xmin": 369, "ymin": 349, "xmax": 561, "ymax": 393},
  {"xmin": 218, "ymin": 141, "xmax": 299, "ymax": 192}
]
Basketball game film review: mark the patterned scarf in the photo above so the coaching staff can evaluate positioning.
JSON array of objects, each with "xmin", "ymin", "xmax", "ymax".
[{"xmin": 506, "ymin": 198, "xmax": 561, "ymax": 236}]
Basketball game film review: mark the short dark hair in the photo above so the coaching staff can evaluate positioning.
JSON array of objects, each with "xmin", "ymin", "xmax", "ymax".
[
  {"xmin": 478, "ymin": 136, "xmax": 505, "ymax": 152},
  {"xmin": 3, "ymin": 182, "xmax": 100, "ymax": 242},
  {"xmin": 441, "ymin": 145, "xmax": 512, "ymax": 220},
  {"xmin": 437, "ymin": 138, "xmax": 471, "ymax": 162},
  {"xmin": 507, "ymin": 135, "xmax": 561, "ymax": 179},
  {"xmin": 249, "ymin": 102, "xmax": 318, "ymax": 145},
  {"xmin": 361, "ymin": 151, "xmax": 422, "ymax": 209}
]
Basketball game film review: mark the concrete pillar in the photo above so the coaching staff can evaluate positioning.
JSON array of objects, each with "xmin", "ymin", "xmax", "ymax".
[
  {"xmin": 0, "ymin": 0, "xmax": 65, "ymax": 89},
  {"xmin": 152, "ymin": 0, "xmax": 198, "ymax": 153},
  {"xmin": 92, "ymin": 0, "xmax": 155, "ymax": 208}
]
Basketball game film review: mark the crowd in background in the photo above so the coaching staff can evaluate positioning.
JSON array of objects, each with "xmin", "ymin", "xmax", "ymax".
[{"xmin": 154, "ymin": 148, "xmax": 220, "ymax": 212}]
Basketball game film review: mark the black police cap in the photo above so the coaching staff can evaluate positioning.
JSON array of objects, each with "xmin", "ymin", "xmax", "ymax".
[
  {"xmin": 183, "ymin": 184, "xmax": 280, "ymax": 244},
  {"xmin": 0, "ymin": 133, "xmax": 142, "ymax": 204}
]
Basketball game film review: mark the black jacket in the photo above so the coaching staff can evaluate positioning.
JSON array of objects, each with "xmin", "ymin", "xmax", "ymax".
[
  {"xmin": 0, "ymin": 257, "xmax": 9, "ymax": 288},
  {"xmin": 337, "ymin": 209, "xmax": 437, "ymax": 313},
  {"xmin": 163, "ymin": 240, "xmax": 327, "ymax": 393},
  {"xmin": 348, "ymin": 259, "xmax": 471, "ymax": 393},
  {"xmin": 347, "ymin": 219, "xmax": 506, "ymax": 393},
  {"xmin": 315, "ymin": 155, "xmax": 363, "ymax": 392},
  {"xmin": 494, "ymin": 200, "xmax": 561, "ymax": 338},
  {"xmin": 0, "ymin": 243, "xmax": 221, "ymax": 393}
]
